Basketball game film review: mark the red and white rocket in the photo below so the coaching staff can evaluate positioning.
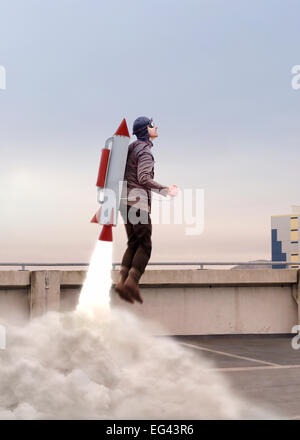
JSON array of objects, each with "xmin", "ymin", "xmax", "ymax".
[{"xmin": 90, "ymin": 118, "xmax": 130, "ymax": 241}]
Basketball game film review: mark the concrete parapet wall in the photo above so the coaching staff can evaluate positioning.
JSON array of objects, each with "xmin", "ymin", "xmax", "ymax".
[{"xmin": 0, "ymin": 269, "xmax": 299, "ymax": 335}]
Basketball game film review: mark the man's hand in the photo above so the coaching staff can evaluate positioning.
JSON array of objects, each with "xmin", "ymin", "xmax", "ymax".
[{"xmin": 168, "ymin": 184, "xmax": 178, "ymax": 197}]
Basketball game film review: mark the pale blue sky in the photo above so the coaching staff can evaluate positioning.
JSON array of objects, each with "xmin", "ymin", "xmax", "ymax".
[{"xmin": 1, "ymin": 0, "xmax": 300, "ymax": 263}]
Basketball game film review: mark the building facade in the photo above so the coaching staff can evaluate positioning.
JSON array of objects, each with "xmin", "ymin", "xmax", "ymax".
[{"xmin": 271, "ymin": 206, "xmax": 300, "ymax": 269}]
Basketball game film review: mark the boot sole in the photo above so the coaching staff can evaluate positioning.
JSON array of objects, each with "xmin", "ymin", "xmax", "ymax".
[
  {"xmin": 123, "ymin": 284, "xmax": 143, "ymax": 304},
  {"xmin": 114, "ymin": 285, "xmax": 135, "ymax": 304}
]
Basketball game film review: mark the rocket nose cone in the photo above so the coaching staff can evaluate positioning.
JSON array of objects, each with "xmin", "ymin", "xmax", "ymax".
[{"xmin": 114, "ymin": 118, "xmax": 130, "ymax": 137}]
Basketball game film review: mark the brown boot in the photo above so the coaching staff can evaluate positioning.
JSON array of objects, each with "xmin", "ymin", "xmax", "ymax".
[
  {"xmin": 114, "ymin": 266, "xmax": 134, "ymax": 304},
  {"xmin": 124, "ymin": 267, "xmax": 143, "ymax": 304}
]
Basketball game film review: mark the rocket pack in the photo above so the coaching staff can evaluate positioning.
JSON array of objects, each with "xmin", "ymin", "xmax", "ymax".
[{"xmin": 91, "ymin": 118, "xmax": 130, "ymax": 241}]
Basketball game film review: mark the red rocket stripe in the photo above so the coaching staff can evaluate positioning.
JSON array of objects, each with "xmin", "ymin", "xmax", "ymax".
[
  {"xmin": 114, "ymin": 118, "xmax": 130, "ymax": 137},
  {"xmin": 96, "ymin": 148, "xmax": 110, "ymax": 187}
]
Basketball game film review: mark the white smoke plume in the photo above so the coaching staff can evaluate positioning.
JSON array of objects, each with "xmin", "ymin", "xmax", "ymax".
[
  {"xmin": 0, "ymin": 241, "xmax": 279, "ymax": 419},
  {"xmin": 0, "ymin": 305, "xmax": 278, "ymax": 420}
]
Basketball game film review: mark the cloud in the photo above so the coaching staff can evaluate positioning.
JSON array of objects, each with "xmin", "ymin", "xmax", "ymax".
[{"xmin": 0, "ymin": 305, "xmax": 277, "ymax": 419}]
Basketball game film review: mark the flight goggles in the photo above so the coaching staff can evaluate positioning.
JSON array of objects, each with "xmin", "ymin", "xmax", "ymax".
[{"xmin": 147, "ymin": 118, "xmax": 155, "ymax": 128}]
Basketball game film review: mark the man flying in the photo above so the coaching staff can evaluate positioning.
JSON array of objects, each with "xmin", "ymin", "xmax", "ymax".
[{"xmin": 115, "ymin": 116, "xmax": 177, "ymax": 304}]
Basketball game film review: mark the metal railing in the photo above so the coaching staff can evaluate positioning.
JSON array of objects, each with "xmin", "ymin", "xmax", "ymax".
[{"xmin": 0, "ymin": 262, "xmax": 299, "ymax": 271}]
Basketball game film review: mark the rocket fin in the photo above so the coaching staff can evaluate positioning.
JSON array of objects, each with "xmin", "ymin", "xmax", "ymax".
[{"xmin": 90, "ymin": 206, "xmax": 101, "ymax": 224}]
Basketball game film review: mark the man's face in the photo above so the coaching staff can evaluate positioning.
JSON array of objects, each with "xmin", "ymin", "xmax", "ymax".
[{"xmin": 147, "ymin": 124, "xmax": 158, "ymax": 139}]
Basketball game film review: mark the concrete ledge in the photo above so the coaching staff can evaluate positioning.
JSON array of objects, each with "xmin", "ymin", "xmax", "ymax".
[
  {"xmin": 0, "ymin": 269, "xmax": 299, "ymax": 335},
  {"xmin": 110, "ymin": 285, "xmax": 297, "ymax": 335},
  {"xmin": 0, "ymin": 270, "xmax": 30, "ymax": 287},
  {"xmin": 60, "ymin": 270, "xmax": 87, "ymax": 286},
  {"xmin": 111, "ymin": 269, "xmax": 298, "ymax": 286}
]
